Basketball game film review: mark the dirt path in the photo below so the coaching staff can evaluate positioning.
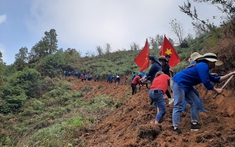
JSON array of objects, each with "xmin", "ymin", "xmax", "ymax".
[{"xmin": 70, "ymin": 77, "xmax": 235, "ymax": 147}]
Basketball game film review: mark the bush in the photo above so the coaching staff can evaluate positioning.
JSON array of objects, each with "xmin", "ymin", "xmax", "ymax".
[
  {"xmin": 7, "ymin": 67, "xmax": 41, "ymax": 98},
  {"xmin": 0, "ymin": 84, "xmax": 27, "ymax": 113}
]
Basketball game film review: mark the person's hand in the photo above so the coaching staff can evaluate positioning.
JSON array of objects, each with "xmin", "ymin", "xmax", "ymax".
[
  {"xmin": 211, "ymin": 73, "xmax": 218, "ymax": 76},
  {"xmin": 214, "ymin": 88, "xmax": 223, "ymax": 94},
  {"xmin": 231, "ymin": 71, "xmax": 235, "ymax": 76}
]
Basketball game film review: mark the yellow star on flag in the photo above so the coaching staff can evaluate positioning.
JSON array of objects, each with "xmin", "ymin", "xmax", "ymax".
[
  {"xmin": 145, "ymin": 53, "xmax": 149, "ymax": 60},
  {"xmin": 165, "ymin": 48, "xmax": 172, "ymax": 55}
]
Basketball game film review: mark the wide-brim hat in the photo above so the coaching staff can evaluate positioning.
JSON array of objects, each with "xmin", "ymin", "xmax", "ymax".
[
  {"xmin": 203, "ymin": 53, "xmax": 223, "ymax": 66},
  {"xmin": 159, "ymin": 56, "xmax": 167, "ymax": 61},
  {"xmin": 190, "ymin": 52, "xmax": 203, "ymax": 61}
]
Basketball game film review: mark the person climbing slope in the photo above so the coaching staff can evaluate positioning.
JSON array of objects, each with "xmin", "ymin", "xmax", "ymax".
[
  {"xmin": 131, "ymin": 73, "xmax": 142, "ymax": 95},
  {"xmin": 149, "ymin": 71, "xmax": 171, "ymax": 125},
  {"xmin": 171, "ymin": 52, "xmax": 235, "ymax": 135}
]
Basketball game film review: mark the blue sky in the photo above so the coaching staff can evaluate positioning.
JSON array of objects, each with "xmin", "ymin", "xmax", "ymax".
[{"xmin": 0, "ymin": 0, "xmax": 225, "ymax": 65}]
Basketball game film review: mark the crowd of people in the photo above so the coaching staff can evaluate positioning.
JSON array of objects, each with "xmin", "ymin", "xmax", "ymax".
[{"xmin": 64, "ymin": 52, "xmax": 235, "ymax": 135}]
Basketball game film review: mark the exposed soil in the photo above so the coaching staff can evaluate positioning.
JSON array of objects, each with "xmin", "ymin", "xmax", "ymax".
[
  {"xmin": 68, "ymin": 36, "xmax": 235, "ymax": 147},
  {"xmin": 70, "ymin": 77, "xmax": 235, "ymax": 147}
]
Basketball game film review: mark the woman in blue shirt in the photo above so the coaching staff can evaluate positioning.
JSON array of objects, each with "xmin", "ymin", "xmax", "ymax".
[{"xmin": 171, "ymin": 52, "xmax": 235, "ymax": 135}]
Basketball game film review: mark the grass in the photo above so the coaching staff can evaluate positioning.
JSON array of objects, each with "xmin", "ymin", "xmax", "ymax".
[{"xmin": 0, "ymin": 79, "xmax": 118, "ymax": 146}]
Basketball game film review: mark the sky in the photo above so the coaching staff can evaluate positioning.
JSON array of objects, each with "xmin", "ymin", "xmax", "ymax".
[{"xmin": 0, "ymin": 0, "xmax": 226, "ymax": 65}]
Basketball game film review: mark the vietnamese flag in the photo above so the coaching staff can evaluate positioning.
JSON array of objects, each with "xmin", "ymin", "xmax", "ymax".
[
  {"xmin": 159, "ymin": 36, "xmax": 180, "ymax": 68},
  {"xmin": 134, "ymin": 39, "xmax": 150, "ymax": 72}
]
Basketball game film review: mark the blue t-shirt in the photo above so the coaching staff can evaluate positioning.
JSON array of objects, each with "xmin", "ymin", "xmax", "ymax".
[{"xmin": 173, "ymin": 62, "xmax": 220, "ymax": 92}]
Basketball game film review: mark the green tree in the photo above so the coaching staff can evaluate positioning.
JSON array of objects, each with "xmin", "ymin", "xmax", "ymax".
[
  {"xmin": 130, "ymin": 42, "xmax": 139, "ymax": 51},
  {"xmin": 0, "ymin": 51, "xmax": 5, "ymax": 87},
  {"xmin": 14, "ymin": 47, "xmax": 28, "ymax": 70},
  {"xmin": 0, "ymin": 84, "xmax": 27, "ymax": 113},
  {"xmin": 7, "ymin": 67, "xmax": 41, "ymax": 98},
  {"xmin": 43, "ymin": 29, "xmax": 58, "ymax": 54},
  {"xmin": 105, "ymin": 43, "xmax": 111, "ymax": 54},
  {"xmin": 96, "ymin": 46, "xmax": 103, "ymax": 56},
  {"xmin": 28, "ymin": 29, "xmax": 58, "ymax": 63},
  {"xmin": 36, "ymin": 52, "xmax": 66, "ymax": 78}
]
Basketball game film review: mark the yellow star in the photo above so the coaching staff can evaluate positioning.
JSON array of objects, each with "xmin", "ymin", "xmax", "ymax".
[
  {"xmin": 145, "ymin": 53, "xmax": 149, "ymax": 60},
  {"xmin": 165, "ymin": 48, "xmax": 172, "ymax": 55}
]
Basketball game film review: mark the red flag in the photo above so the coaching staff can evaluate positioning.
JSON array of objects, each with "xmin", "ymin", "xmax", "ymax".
[
  {"xmin": 134, "ymin": 39, "xmax": 150, "ymax": 72},
  {"xmin": 159, "ymin": 36, "xmax": 180, "ymax": 68}
]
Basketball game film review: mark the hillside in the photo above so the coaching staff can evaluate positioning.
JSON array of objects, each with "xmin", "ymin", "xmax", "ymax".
[
  {"xmin": 68, "ymin": 34, "xmax": 235, "ymax": 146},
  {"xmin": 70, "ymin": 77, "xmax": 235, "ymax": 147},
  {"xmin": 1, "ymin": 21, "xmax": 235, "ymax": 146}
]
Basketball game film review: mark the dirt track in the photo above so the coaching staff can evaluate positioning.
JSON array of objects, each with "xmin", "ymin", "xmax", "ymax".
[{"xmin": 70, "ymin": 77, "xmax": 235, "ymax": 147}]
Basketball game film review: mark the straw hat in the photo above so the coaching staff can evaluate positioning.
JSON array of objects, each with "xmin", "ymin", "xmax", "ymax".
[
  {"xmin": 190, "ymin": 52, "xmax": 203, "ymax": 61},
  {"xmin": 159, "ymin": 56, "xmax": 167, "ymax": 61},
  {"xmin": 203, "ymin": 53, "xmax": 223, "ymax": 66}
]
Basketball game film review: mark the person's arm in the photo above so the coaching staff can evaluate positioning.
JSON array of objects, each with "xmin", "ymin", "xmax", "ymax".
[
  {"xmin": 219, "ymin": 72, "xmax": 235, "ymax": 82},
  {"xmin": 196, "ymin": 63, "xmax": 214, "ymax": 90},
  {"xmin": 213, "ymin": 87, "xmax": 223, "ymax": 94}
]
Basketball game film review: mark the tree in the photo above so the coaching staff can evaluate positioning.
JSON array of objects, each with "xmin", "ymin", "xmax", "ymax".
[
  {"xmin": 105, "ymin": 43, "xmax": 111, "ymax": 54},
  {"xmin": 130, "ymin": 42, "xmax": 139, "ymax": 51},
  {"xmin": 0, "ymin": 51, "xmax": 4, "ymax": 87},
  {"xmin": 96, "ymin": 46, "xmax": 103, "ymax": 56},
  {"xmin": 28, "ymin": 29, "xmax": 58, "ymax": 63},
  {"xmin": 14, "ymin": 47, "xmax": 28, "ymax": 70},
  {"xmin": 168, "ymin": 38, "xmax": 175, "ymax": 46},
  {"xmin": 36, "ymin": 52, "xmax": 66, "ymax": 78},
  {"xmin": 149, "ymin": 37, "xmax": 158, "ymax": 50},
  {"xmin": 43, "ymin": 29, "xmax": 58, "ymax": 54},
  {"xmin": 149, "ymin": 34, "xmax": 164, "ymax": 50},
  {"xmin": 179, "ymin": 0, "xmax": 235, "ymax": 33},
  {"xmin": 169, "ymin": 19, "xmax": 184, "ymax": 45}
]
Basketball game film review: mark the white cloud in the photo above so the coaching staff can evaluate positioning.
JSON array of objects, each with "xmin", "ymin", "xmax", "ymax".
[
  {"xmin": 0, "ymin": 14, "xmax": 6, "ymax": 24},
  {"xmin": 25, "ymin": 0, "xmax": 225, "ymax": 55}
]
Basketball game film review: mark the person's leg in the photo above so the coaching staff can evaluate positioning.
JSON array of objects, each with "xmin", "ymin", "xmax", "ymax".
[
  {"xmin": 172, "ymin": 80, "xmax": 185, "ymax": 134},
  {"xmin": 134, "ymin": 84, "xmax": 137, "ymax": 94},
  {"xmin": 182, "ymin": 100, "xmax": 188, "ymax": 112},
  {"xmin": 131, "ymin": 84, "xmax": 134, "ymax": 95},
  {"xmin": 185, "ymin": 90, "xmax": 200, "ymax": 123},
  {"xmin": 185, "ymin": 90, "xmax": 200, "ymax": 131},
  {"xmin": 145, "ymin": 82, "xmax": 149, "ymax": 89},
  {"xmin": 154, "ymin": 91, "xmax": 166, "ymax": 123},
  {"xmin": 165, "ymin": 90, "xmax": 171, "ymax": 98},
  {"xmin": 198, "ymin": 97, "xmax": 208, "ymax": 112}
]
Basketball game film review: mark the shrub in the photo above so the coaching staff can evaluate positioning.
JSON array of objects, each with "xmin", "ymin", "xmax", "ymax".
[{"xmin": 0, "ymin": 84, "xmax": 27, "ymax": 113}]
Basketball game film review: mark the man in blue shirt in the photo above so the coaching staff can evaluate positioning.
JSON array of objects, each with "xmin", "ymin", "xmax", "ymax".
[
  {"xmin": 171, "ymin": 52, "xmax": 235, "ymax": 135},
  {"xmin": 182, "ymin": 52, "xmax": 208, "ymax": 112}
]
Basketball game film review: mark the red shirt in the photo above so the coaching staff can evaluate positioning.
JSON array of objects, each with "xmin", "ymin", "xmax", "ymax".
[
  {"xmin": 132, "ymin": 76, "xmax": 141, "ymax": 85},
  {"xmin": 125, "ymin": 75, "xmax": 128, "ymax": 80},
  {"xmin": 150, "ymin": 74, "xmax": 170, "ymax": 92}
]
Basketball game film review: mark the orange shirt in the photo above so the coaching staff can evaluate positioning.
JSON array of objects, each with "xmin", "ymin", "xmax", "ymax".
[{"xmin": 150, "ymin": 74, "xmax": 170, "ymax": 92}]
